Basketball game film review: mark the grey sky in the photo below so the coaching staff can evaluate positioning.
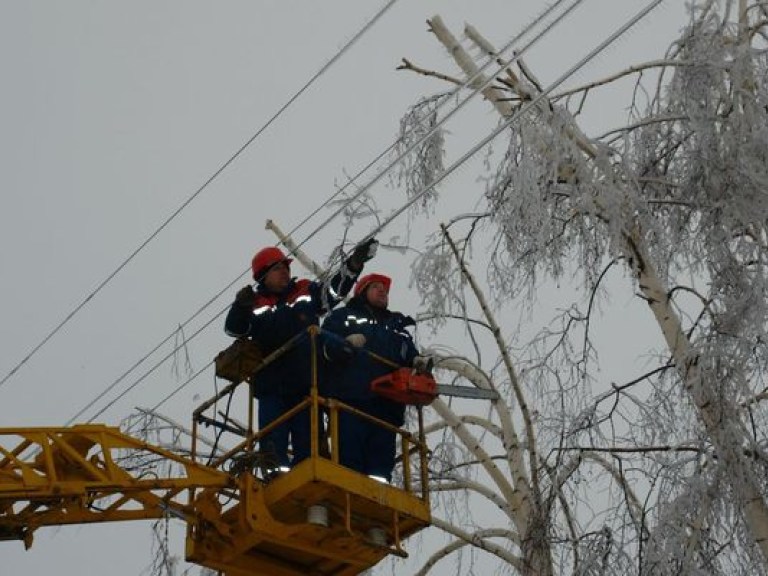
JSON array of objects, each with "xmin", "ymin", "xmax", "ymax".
[{"xmin": 1, "ymin": 2, "xmax": 690, "ymax": 574}]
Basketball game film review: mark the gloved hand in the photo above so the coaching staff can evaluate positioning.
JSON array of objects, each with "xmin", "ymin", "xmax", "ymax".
[
  {"xmin": 413, "ymin": 355, "xmax": 434, "ymax": 375},
  {"xmin": 345, "ymin": 333, "xmax": 367, "ymax": 348},
  {"xmin": 392, "ymin": 314, "xmax": 416, "ymax": 330},
  {"xmin": 347, "ymin": 238, "xmax": 378, "ymax": 272},
  {"xmin": 235, "ymin": 285, "xmax": 257, "ymax": 309},
  {"xmin": 324, "ymin": 342, "xmax": 353, "ymax": 362}
]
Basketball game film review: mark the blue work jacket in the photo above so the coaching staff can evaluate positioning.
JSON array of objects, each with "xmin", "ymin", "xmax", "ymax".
[
  {"xmin": 225, "ymin": 269, "xmax": 356, "ymax": 398},
  {"xmin": 321, "ymin": 297, "xmax": 418, "ymax": 423}
]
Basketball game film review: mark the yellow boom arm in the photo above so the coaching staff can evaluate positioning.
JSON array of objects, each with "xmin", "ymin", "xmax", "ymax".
[{"xmin": 0, "ymin": 425, "xmax": 230, "ymax": 548}]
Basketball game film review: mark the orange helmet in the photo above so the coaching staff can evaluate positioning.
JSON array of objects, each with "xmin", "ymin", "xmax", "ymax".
[
  {"xmin": 354, "ymin": 273, "xmax": 391, "ymax": 297},
  {"xmin": 251, "ymin": 247, "xmax": 293, "ymax": 280}
]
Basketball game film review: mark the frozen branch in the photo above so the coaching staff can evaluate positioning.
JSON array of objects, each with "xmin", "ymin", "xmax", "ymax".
[
  {"xmin": 436, "ymin": 356, "xmax": 495, "ymax": 391},
  {"xmin": 581, "ymin": 452, "xmax": 646, "ymax": 532},
  {"xmin": 431, "ymin": 478, "xmax": 521, "ymax": 526},
  {"xmin": 441, "ymin": 224, "xmax": 539, "ymax": 503},
  {"xmin": 424, "ymin": 414, "xmax": 504, "ymax": 442},
  {"xmin": 397, "ymin": 57, "xmax": 463, "ymax": 86},
  {"xmin": 431, "ymin": 397, "xmax": 531, "ymax": 531},
  {"xmin": 265, "ymin": 219, "xmax": 323, "ymax": 277},
  {"xmin": 416, "ymin": 518, "xmax": 523, "ymax": 575},
  {"xmin": 551, "ymin": 59, "xmax": 689, "ymax": 104},
  {"xmin": 459, "ymin": 20, "xmax": 598, "ymax": 160},
  {"xmin": 428, "ymin": 15, "xmax": 514, "ymax": 118}
]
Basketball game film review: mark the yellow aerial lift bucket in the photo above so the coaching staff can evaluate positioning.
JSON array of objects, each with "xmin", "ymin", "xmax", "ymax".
[
  {"xmin": 0, "ymin": 326, "xmax": 431, "ymax": 576},
  {"xmin": 187, "ymin": 326, "xmax": 432, "ymax": 575}
]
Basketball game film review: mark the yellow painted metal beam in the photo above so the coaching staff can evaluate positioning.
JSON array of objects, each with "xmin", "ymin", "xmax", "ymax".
[{"xmin": 0, "ymin": 425, "xmax": 231, "ymax": 546}]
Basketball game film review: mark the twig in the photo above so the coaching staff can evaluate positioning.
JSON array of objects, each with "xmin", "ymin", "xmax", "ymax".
[{"xmin": 397, "ymin": 57, "xmax": 463, "ymax": 86}]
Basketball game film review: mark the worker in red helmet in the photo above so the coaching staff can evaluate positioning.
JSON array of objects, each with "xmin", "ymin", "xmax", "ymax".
[
  {"xmin": 321, "ymin": 273, "xmax": 432, "ymax": 482},
  {"xmin": 225, "ymin": 239, "xmax": 378, "ymax": 471}
]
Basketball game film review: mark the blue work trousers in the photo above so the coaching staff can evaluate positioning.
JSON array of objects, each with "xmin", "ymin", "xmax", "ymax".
[
  {"xmin": 337, "ymin": 400, "xmax": 397, "ymax": 482},
  {"xmin": 258, "ymin": 395, "xmax": 311, "ymax": 468}
]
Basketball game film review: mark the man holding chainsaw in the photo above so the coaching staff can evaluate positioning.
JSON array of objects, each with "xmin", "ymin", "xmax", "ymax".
[
  {"xmin": 321, "ymin": 273, "xmax": 432, "ymax": 482},
  {"xmin": 225, "ymin": 239, "xmax": 377, "ymax": 471}
]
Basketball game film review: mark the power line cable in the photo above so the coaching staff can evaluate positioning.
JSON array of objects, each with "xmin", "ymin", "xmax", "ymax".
[
  {"xmin": 276, "ymin": 0, "xmax": 589, "ymax": 266},
  {"xmin": 133, "ymin": 0, "xmax": 667, "ymax": 416},
  {"xmin": 281, "ymin": 0, "xmax": 576, "ymax": 240},
  {"xmin": 148, "ymin": 360, "xmax": 216, "ymax": 418},
  {"xmin": 360, "ymin": 0, "xmax": 668, "ymax": 242},
  {"xmin": 84, "ymin": 306, "xmax": 226, "ymax": 423},
  {"xmin": 66, "ymin": 0, "xmax": 585, "ymax": 423},
  {"xmin": 0, "ymin": 0, "xmax": 400, "ymax": 392},
  {"xmin": 63, "ymin": 274, "xmax": 245, "ymax": 426}
]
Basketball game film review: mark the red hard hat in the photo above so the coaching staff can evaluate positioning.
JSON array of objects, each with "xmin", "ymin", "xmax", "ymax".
[
  {"xmin": 251, "ymin": 247, "xmax": 293, "ymax": 280},
  {"xmin": 354, "ymin": 273, "xmax": 392, "ymax": 297}
]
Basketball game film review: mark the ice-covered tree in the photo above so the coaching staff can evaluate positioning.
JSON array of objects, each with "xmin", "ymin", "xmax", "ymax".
[{"xmin": 390, "ymin": 1, "xmax": 768, "ymax": 574}]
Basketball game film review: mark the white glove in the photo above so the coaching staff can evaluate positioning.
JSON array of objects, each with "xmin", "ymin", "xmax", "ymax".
[
  {"xmin": 345, "ymin": 334, "xmax": 367, "ymax": 348},
  {"xmin": 413, "ymin": 355, "xmax": 434, "ymax": 375}
]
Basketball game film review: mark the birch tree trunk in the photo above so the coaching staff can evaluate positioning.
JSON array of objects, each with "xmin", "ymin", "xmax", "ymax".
[{"xmin": 408, "ymin": 0, "xmax": 768, "ymax": 573}]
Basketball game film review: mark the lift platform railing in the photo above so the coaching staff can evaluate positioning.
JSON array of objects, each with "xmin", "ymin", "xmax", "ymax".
[
  {"xmin": 191, "ymin": 325, "xmax": 430, "ymax": 501},
  {"xmin": 0, "ymin": 326, "xmax": 432, "ymax": 574}
]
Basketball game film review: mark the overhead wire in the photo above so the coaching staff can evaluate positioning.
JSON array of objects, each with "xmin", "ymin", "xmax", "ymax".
[
  {"xmin": 0, "ymin": 0, "xmax": 401, "ymax": 392},
  {"xmin": 279, "ymin": 0, "xmax": 576, "ymax": 242},
  {"xmin": 67, "ymin": 0, "xmax": 585, "ymax": 423},
  {"xmin": 63, "ymin": 280, "xmax": 242, "ymax": 426},
  {"xmin": 84, "ymin": 308, "xmax": 223, "ymax": 423},
  {"xmin": 67, "ymin": 0, "xmax": 591, "ymax": 424},
  {"xmin": 361, "ymin": 0, "xmax": 669, "ymax": 245},
  {"xmin": 122, "ymin": 0, "xmax": 668, "ymax": 417},
  {"xmin": 264, "ymin": 0, "xmax": 590, "ymax": 271}
]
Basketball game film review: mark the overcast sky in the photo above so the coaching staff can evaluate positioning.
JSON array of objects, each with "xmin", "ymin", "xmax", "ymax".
[{"xmin": 1, "ymin": 2, "xmax": 691, "ymax": 574}]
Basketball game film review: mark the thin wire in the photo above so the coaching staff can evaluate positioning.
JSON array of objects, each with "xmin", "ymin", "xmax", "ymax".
[
  {"xmin": 366, "ymin": 0, "xmax": 668, "ymax": 240},
  {"xmin": 85, "ymin": 308, "xmax": 226, "ymax": 423},
  {"xmin": 141, "ymin": 0, "xmax": 666, "ymax": 414},
  {"xmin": 151, "ymin": 363, "xmax": 213, "ymax": 414},
  {"xmin": 0, "ymin": 0, "xmax": 400, "ymax": 392},
  {"xmin": 65, "ymin": 0, "xmax": 580, "ymax": 424},
  {"xmin": 287, "ymin": 0, "xmax": 589, "ymax": 267},
  {"xmin": 64, "ymin": 271, "xmax": 246, "ymax": 426},
  {"xmin": 68, "ymin": 0, "xmax": 588, "ymax": 424},
  {"xmin": 281, "ymin": 0, "xmax": 576, "ymax": 241}
]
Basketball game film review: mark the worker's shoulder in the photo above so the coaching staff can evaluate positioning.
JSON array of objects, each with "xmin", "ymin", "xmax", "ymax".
[{"xmin": 293, "ymin": 278, "xmax": 313, "ymax": 291}]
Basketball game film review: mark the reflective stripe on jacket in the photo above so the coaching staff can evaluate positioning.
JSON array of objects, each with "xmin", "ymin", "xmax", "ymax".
[
  {"xmin": 321, "ymin": 297, "xmax": 418, "ymax": 421},
  {"xmin": 224, "ymin": 267, "xmax": 357, "ymax": 397}
]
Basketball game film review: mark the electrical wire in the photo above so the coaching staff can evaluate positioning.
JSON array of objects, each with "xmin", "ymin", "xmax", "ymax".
[
  {"xmin": 63, "ymin": 273, "xmax": 246, "ymax": 426},
  {"xmin": 66, "ymin": 0, "xmax": 584, "ymax": 423},
  {"xmin": 280, "ymin": 0, "xmax": 577, "ymax": 242},
  {"xmin": 272, "ymin": 0, "xmax": 589, "ymax": 269},
  {"xmin": 85, "ymin": 308, "xmax": 225, "ymax": 423},
  {"xmin": 0, "ymin": 0, "xmax": 401, "ymax": 392},
  {"xmin": 118, "ymin": 0, "xmax": 667, "ymax": 417},
  {"xmin": 365, "ymin": 0, "xmax": 668, "ymax": 243}
]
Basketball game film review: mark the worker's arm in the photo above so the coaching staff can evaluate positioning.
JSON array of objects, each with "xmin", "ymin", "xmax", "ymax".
[
  {"xmin": 224, "ymin": 286, "xmax": 257, "ymax": 337},
  {"xmin": 320, "ymin": 309, "xmax": 357, "ymax": 362},
  {"xmin": 224, "ymin": 286, "xmax": 305, "ymax": 350},
  {"xmin": 380, "ymin": 313, "xmax": 419, "ymax": 367},
  {"xmin": 319, "ymin": 239, "xmax": 378, "ymax": 311}
]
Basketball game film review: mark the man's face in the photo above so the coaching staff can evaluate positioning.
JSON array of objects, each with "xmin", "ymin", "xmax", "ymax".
[
  {"xmin": 263, "ymin": 261, "xmax": 290, "ymax": 293},
  {"xmin": 365, "ymin": 281, "xmax": 389, "ymax": 309}
]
